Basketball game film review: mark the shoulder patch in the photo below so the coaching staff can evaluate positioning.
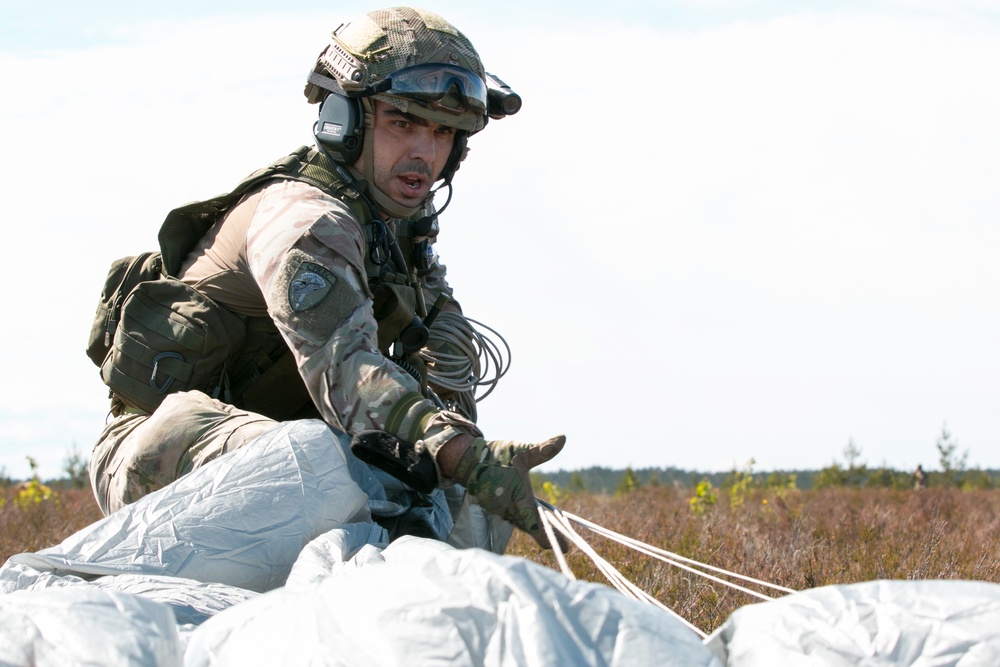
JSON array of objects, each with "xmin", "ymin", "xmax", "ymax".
[{"xmin": 289, "ymin": 262, "xmax": 337, "ymax": 312}]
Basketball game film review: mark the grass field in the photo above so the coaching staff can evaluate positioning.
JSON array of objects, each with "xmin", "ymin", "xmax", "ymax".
[
  {"xmin": 507, "ymin": 485, "xmax": 1000, "ymax": 633},
  {"xmin": 3, "ymin": 483, "xmax": 997, "ymax": 634}
]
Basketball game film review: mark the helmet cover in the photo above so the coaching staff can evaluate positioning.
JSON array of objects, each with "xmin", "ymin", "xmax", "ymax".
[{"xmin": 306, "ymin": 7, "xmax": 487, "ymax": 133}]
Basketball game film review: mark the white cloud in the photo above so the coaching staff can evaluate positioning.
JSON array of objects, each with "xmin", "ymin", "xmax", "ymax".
[{"xmin": 452, "ymin": 13, "xmax": 1000, "ymax": 472}]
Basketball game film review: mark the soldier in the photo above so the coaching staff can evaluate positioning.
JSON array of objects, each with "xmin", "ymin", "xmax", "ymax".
[{"xmin": 88, "ymin": 7, "xmax": 564, "ymax": 551}]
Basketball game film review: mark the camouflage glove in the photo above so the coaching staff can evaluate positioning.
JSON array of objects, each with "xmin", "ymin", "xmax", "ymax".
[{"xmin": 451, "ymin": 435, "xmax": 566, "ymax": 549}]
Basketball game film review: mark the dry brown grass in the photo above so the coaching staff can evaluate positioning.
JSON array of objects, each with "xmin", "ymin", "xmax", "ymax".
[
  {"xmin": 508, "ymin": 485, "xmax": 1000, "ymax": 633},
  {"xmin": 0, "ymin": 486, "xmax": 103, "ymax": 563},
  {"xmin": 3, "ymin": 483, "xmax": 998, "ymax": 635}
]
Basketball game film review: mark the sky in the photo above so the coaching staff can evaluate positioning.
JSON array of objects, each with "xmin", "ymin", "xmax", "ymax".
[{"xmin": 1, "ymin": 1, "xmax": 998, "ymax": 481}]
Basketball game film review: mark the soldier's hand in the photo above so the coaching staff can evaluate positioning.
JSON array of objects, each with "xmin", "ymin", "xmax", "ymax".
[{"xmin": 449, "ymin": 435, "xmax": 566, "ymax": 550}]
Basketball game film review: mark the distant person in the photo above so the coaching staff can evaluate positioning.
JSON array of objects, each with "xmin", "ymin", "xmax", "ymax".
[
  {"xmin": 86, "ymin": 7, "xmax": 564, "ymax": 551},
  {"xmin": 913, "ymin": 464, "xmax": 928, "ymax": 490}
]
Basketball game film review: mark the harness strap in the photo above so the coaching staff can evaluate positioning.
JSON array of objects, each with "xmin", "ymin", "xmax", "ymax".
[
  {"xmin": 146, "ymin": 146, "xmax": 428, "ymax": 419},
  {"xmin": 158, "ymin": 147, "xmax": 367, "ymax": 277}
]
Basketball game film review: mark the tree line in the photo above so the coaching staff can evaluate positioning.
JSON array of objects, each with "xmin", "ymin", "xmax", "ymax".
[
  {"xmin": 532, "ymin": 425, "xmax": 998, "ymax": 495},
  {"xmin": 3, "ymin": 425, "xmax": 993, "ymax": 495}
]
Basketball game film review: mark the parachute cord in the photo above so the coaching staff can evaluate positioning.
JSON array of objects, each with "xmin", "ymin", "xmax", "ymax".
[
  {"xmin": 540, "ymin": 504, "xmax": 680, "ymax": 612},
  {"xmin": 537, "ymin": 500, "xmax": 574, "ymax": 579},
  {"xmin": 556, "ymin": 507, "xmax": 795, "ymax": 597},
  {"xmin": 537, "ymin": 499, "xmax": 708, "ymax": 639},
  {"xmin": 533, "ymin": 498, "xmax": 798, "ymax": 638},
  {"xmin": 421, "ymin": 311, "xmax": 511, "ymax": 402}
]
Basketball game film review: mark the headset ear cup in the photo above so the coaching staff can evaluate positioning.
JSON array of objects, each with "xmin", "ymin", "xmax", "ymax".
[
  {"xmin": 441, "ymin": 131, "xmax": 469, "ymax": 184},
  {"xmin": 315, "ymin": 93, "xmax": 365, "ymax": 164}
]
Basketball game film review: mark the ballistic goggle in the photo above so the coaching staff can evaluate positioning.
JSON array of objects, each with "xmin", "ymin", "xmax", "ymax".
[{"xmin": 363, "ymin": 64, "xmax": 488, "ymax": 115}]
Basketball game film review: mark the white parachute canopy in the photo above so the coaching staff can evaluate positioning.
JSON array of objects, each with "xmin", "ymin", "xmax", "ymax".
[{"xmin": 1, "ymin": 420, "xmax": 998, "ymax": 666}]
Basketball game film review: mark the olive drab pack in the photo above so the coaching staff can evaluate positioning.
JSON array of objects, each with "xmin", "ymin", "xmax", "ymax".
[
  {"xmin": 86, "ymin": 147, "xmax": 341, "ymax": 415},
  {"xmin": 86, "ymin": 251, "xmax": 164, "ymax": 368},
  {"xmin": 98, "ymin": 277, "xmax": 248, "ymax": 413},
  {"xmin": 86, "ymin": 146, "xmax": 424, "ymax": 417},
  {"xmin": 85, "ymin": 251, "xmax": 246, "ymax": 414}
]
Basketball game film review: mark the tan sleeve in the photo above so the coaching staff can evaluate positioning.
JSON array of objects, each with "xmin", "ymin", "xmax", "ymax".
[{"xmin": 246, "ymin": 180, "xmax": 481, "ymax": 459}]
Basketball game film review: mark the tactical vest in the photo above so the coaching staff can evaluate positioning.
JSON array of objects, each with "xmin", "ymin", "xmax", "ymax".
[{"xmin": 92, "ymin": 146, "xmax": 434, "ymax": 420}]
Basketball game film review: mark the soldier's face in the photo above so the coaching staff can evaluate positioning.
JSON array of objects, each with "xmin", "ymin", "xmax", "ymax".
[{"xmin": 361, "ymin": 100, "xmax": 456, "ymax": 209}]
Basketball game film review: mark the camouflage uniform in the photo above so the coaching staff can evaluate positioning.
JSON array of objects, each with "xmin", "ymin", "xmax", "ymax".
[
  {"xmin": 91, "ymin": 173, "xmax": 482, "ymax": 516},
  {"xmin": 89, "ymin": 7, "xmax": 558, "ymax": 553}
]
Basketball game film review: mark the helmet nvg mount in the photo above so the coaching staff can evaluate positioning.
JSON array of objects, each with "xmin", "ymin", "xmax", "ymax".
[{"xmin": 305, "ymin": 7, "xmax": 519, "ymax": 219}]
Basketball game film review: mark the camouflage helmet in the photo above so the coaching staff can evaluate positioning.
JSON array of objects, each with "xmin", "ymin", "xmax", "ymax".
[{"xmin": 305, "ymin": 7, "xmax": 488, "ymax": 134}]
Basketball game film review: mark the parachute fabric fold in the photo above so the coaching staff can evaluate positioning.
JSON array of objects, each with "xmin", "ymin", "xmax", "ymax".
[
  {"xmin": 0, "ymin": 587, "xmax": 182, "ymax": 666},
  {"xmin": 0, "ymin": 420, "xmax": 370, "ymax": 594},
  {"xmin": 707, "ymin": 579, "xmax": 1000, "ymax": 665},
  {"xmin": 186, "ymin": 534, "xmax": 721, "ymax": 667}
]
